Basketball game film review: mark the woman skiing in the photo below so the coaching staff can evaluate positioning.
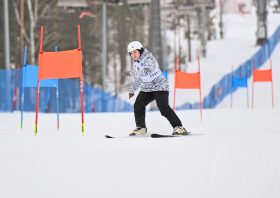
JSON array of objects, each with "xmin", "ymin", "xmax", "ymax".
[{"xmin": 122, "ymin": 41, "xmax": 188, "ymax": 136}]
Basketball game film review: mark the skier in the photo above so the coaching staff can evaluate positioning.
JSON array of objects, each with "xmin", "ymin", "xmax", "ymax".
[{"xmin": 122, "ymin": 41, "xmax": 188, "ymax": 136}]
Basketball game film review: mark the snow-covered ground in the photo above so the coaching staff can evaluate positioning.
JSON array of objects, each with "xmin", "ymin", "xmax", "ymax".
[
  {"xmin": 1, "ymin": 105, "xmax": 280, "ymax": 198},
  {"xmin": 1, "ymin": 7, "xmax": 280, "ymax": 198}
]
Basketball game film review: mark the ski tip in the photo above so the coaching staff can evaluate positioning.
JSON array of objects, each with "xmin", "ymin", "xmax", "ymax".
[{"xmin": 105, "ymin": 135, "xmax": 113, "ymax": 138}]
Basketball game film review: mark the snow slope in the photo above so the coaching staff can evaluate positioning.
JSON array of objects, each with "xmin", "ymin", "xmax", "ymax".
[
  {"xmin": 1, "ymin": 7, "xmax": 280, "ymax": 198},
  {"xmin": 168, "ymin": 6, "xmax": 280, "ymax": 107},
  {"xmin": 123, "ymin": 7, "xmax": 280, "ymax": 108}
]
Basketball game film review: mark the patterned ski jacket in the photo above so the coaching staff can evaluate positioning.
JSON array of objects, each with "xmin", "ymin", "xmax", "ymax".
[{"xmin": 128, "ymin": 49, "xmax": 169, "ymax": 93}]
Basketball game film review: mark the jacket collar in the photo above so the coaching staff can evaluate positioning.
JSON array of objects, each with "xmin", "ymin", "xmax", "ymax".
[{"xmin": 134, "ymin": 49, "xmax": 149, "ymax": 63}]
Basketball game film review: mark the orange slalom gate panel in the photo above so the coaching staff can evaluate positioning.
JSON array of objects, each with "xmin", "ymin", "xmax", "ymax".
[
  {"xmin": 38, "ymin": 49, "xmax": 82, "ymax": 80},
  {"xmin": 175, "ymin": 70, "xmax": 201, "ymax": 89},
  {"xmin": 253, "ymin": 69, "xmax": 272, "ymax": 82}
]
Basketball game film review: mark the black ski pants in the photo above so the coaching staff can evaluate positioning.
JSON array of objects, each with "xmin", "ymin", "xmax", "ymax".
[{"xmin": 134, "ymin": 91, "xmax": 182, "ymax": 129}]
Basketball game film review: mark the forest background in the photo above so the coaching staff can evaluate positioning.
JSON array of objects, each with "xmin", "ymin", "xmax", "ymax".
[{"xmin": 0, "ymin": 0, "xmax": 214, "ymax": 97}]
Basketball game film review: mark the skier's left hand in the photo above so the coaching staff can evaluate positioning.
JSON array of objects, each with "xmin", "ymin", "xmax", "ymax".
[{"xmin": 129, "ymin": 93, "xmax": 134, "ymax": 99}]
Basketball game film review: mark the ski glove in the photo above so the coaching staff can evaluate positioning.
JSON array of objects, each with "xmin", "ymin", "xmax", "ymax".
[
  {"xmin": 129, "ymin": 93, "xmax": 134, "ymax": 99},
  {"xmin": 122, "ymin": 71, "xmax": 130, "ymax": 77}
]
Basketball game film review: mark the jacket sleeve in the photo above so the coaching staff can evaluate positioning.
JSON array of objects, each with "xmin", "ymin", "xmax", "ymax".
[{"xmin": 129, "ymin": 77, "xmax": 141, "ymax": 93}]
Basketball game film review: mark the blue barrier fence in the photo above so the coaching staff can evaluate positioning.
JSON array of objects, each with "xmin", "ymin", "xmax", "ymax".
[
  {"xmin": 0, "ymin": 68, "xmax": 134, "ymax": 113},
  {"xmin": 175, "ymin": 25, "xmax": 280, "ymax": 110}
]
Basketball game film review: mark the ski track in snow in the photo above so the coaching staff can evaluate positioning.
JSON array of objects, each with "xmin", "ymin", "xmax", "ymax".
[{"xmin": 205, "ymin": 151, "xmax": 223, "ymax": 193}]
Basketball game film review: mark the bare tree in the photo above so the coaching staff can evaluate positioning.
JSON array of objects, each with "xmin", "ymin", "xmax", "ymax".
[{"xmin": 12, "ymin": 0, "xmax": 58, "ymax": 65}]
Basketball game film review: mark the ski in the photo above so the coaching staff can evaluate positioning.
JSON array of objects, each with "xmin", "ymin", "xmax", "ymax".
[
  {"xmin": 151, "ymin": 133, "xmax": 191, "ymax": 138},
  {"xmin": 105, "ymin": 135, "xmax": 132, "ymax": 138},
  {"xmin": 105, "ymin": 135, "xmax": 117, "ymax": 138},
  {"xmin": 105, "ymin": 132, "xmax": 199, "ymax": 138},
  {"xmin": 105, "ymin": 134, "xmax": 150, "ymax": 138}
]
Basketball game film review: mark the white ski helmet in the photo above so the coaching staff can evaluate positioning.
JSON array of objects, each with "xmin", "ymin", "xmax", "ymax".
[{"xmin": 127, "ymin": 41, "xmax": 143, "ymax": 53}]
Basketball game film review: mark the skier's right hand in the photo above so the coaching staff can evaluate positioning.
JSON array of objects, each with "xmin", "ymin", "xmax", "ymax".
[
  {"xmin": 122, "ymin": 71, "xmax": 130, "ymax": 77},
  {"xmin": 129, "ymin": 93, "xmax": 134, "ymax": 99}
]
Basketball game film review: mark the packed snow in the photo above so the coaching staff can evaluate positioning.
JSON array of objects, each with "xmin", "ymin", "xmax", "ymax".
[{"xmin": 1, "ymin": 6, "xmax": 280, "ymax": 198}]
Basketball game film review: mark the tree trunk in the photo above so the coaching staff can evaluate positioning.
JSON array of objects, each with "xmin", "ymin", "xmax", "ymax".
[
  {"xmin": 117, "ymin": 4, "xmax": 127, "ymax": 85},
  {"xmin": 187, "ymin": 15, "xmax": 191, "ymax": 62},
  {"xmin": 150, "ymin": 0, "xmax": 163, "ymax": 70},
  {"xmin": 27, "ymin": 0, "xmax": 37, "ymax": 65}
]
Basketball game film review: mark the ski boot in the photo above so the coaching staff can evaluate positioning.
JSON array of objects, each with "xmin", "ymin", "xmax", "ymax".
[
  {"xmin": 172, "ymin": 126, "xmax": 188, "ymax": 135},
  {"xmin": 130, "ymin": 127, "xmax": 147, "ymax": 136}
]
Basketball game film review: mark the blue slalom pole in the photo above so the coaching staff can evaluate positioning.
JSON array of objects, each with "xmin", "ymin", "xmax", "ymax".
[
  {"xmin": 55, "ymin": 46, "xmax": 60, "ymax": 130},
  {"xmin": 165, "ymin": 60, "xmax": 169, "ymax": 104},
  {"xmin": 231, "ymin": 66, "xmax": 233, "ymax": 109},
  {"xmin": 246, "ymin": 64, "xmax": 249, "ymax": 108},
  {"xmin": 21, "ymin": 46, "xmax": 27, "ymax": 129}
]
